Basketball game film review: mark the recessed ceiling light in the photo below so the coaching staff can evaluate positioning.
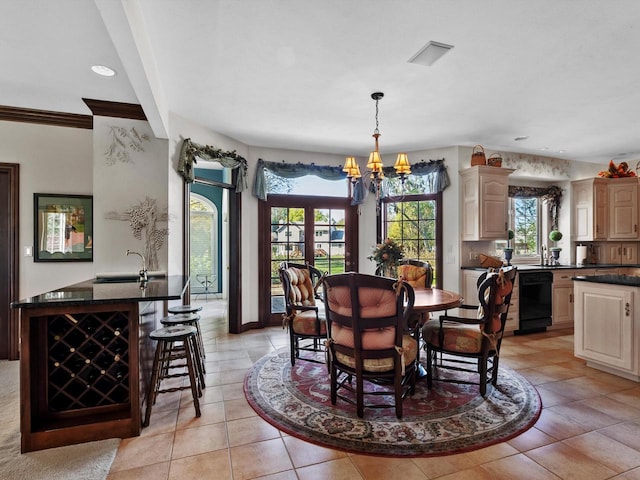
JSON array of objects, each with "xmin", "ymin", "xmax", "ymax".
[
  {"xmin": 539, "ymin": 147, "xmax": 548, "ymax": 151},
  {"xmin": 91, "ymin": 65, "xmax": 116, "ymax": 77},
  {"xmin": 557, "ymin": 150, "xmax": 566, "ymax": 154},
  {"xmin": 514, "ymin": 136, "xmax": 529, "ymax": 141},
  {"xmin": 408, "ymin": 41, "xmax": 454, "ymax": 67}
]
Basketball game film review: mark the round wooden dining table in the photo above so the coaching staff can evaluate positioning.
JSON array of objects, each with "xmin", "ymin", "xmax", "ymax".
[
  {"xmin": 410, "ymin": 287, "xmax": 463, "ymax": 379},
  {"xmin": 412, "ymin": 287, "xmax": 463, "ymax": 314}
]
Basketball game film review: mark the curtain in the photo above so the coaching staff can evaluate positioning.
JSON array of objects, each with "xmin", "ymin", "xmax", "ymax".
[
  {"xmin": 253, "ymin": 158, "xmax": 347, "ymax": 201},
  {"xmin": 177, "ymin": 138, "xmax": 249, "ymax": 192},
  {"xmin": 508, "ymin": 185, "xmax": 562, "ymax": 229},
  {"xmin": 377, "ymin": 158, "xmax": 450, "ymax": 196},
  {"xmin": 253, "ymin": 157, "xmax": 450, "ymax": 202}
]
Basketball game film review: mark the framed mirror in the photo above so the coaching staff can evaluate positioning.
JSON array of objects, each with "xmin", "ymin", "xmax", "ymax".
[{"xmin": 34, "ymin": 193, "xmax": 93, "ymax": 262}]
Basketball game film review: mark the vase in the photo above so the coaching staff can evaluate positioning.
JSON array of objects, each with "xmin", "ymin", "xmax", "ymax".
[
  {"xmin": 379, "ymin": 264, "xmax": 397, "ymax": 278},
  {"xmin": 504, "ymin": 249, "xmax": 513, "ymax": 266}
]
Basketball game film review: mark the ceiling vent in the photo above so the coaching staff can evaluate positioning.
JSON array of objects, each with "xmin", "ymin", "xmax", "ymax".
[{"xmin": 408, "ymin": 41, "xmax": 454, "ymax": 67}]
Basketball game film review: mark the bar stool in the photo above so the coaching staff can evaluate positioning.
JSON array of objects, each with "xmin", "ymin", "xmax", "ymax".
[
  {"xmin": 143, "ymin": 325, "xmax": 202, "ymax": 427},
  {"xmin": 168, "ymin": 304, "xmax": 203, "ymax": 315},
  {"xmin": 160, "ymin": 313, "xmax": 206, "ymax": 376}
]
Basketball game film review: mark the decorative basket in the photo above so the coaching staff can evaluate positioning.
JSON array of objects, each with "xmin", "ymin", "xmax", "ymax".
[
  {"xmin": 470, "ymin": 145, "xmax": 486, "ymax": 166},
  {"xmin": 487, "ymin": 153, "xmax": 502, "ymax": 167},
  {"xmin": 479, "ymin": 254, "xmax": 503, "ymax": 268}
]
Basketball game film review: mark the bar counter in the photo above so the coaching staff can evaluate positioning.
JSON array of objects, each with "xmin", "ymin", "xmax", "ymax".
[{"xmin": 12, "ymin": 276, "xmax": 188, "ymax": 452}]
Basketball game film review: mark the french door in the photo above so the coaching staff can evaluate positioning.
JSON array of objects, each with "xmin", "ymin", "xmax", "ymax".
[{"xmin": 258, "ymin": 195, "xmax": 359, "ymax": 326}]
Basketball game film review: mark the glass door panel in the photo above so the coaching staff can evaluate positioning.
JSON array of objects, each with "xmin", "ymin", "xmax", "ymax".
[
  {"xmin": 261, "ymin": 196, "xmax": 358, "ymax": 325},
  {"xmin": 313, "ymin": 208, "xmax": 346, "ymax": 275}
]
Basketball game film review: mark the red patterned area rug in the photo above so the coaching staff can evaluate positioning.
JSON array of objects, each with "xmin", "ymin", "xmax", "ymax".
[{"xmin": 244, "ymin": 349, "xmax": 541, "ymax": 457}]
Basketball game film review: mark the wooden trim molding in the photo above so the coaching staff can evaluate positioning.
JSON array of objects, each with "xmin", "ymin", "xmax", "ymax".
[
  {"xmin": 82, "ymin": 99, "xmax": 147, "ymax": 120},
  {"xmin": 0, "ymin": 163, "xmax": 20, "ymax": 359},
  {"xmin": 0, "ymin": 105, "xmax": 92, "ymax": 129}
]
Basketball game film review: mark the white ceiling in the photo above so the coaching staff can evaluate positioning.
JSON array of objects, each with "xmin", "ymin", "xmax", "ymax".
[{"xmin": 2, "ymin": 0, "xmax": 640, "ymax": 165}]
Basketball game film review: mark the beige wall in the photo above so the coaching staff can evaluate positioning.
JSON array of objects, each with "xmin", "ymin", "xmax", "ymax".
[
  {"xmin": 2, "ymin": 114, "xmax": 615, "ymax": 324},
  {"xmin": 0, "ymin": 120, "xmax": 94, "ymax": 298}
]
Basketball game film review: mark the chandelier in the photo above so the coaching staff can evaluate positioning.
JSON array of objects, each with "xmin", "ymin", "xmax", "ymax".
[{"xmin": 343, "ymin": 92, "xmax": 411, "ymax": 200}]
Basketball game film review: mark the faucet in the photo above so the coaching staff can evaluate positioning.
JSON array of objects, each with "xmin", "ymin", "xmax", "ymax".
[
  {"xmin": 541, "ymin": 245, "xmax": 547, "ymax": 265},
  {"xmin": 126, "ymin": 250, "xmax": 148, "ymax": 285}
]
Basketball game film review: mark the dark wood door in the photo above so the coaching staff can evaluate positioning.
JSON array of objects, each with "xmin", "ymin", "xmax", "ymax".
[
  {"xmin": 0, "ymin": 163, "xmax": 20, "ymax": 359},
  {"xmin": 258, "ymin": 195, "xmax": 359, "ymax": 326}
]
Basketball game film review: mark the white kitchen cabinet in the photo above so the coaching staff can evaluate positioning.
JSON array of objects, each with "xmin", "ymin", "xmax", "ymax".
[
  {"xmin": 608, "ymin": 178, "xmax": 639, "ymax": 240},
  {"xmin": 460, "ymin": 166, "xmax": 514, "ymax": 241},
  {"xmin": 574, "ymin": 280, "xmax": 639, "ymax": 380},
  {"xmin": 572, "ymin": 177, "xmax": 608, "ymax": 241},
  {"xmin": 552, "ymin": 270, "xmax": 576, "ymax": 328}
]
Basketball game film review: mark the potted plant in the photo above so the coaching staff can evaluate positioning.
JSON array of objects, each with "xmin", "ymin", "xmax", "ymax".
[
  {"xmin": 368, "ymin": 238, "xmax": 404, "ymax": 277},
  {"xmin": 504, "ymin": 229, "xmax": 514, "ymax": 265},
  {"xmin": 549, "ymin": 230, "xmax": 563, "ymax": 262}
]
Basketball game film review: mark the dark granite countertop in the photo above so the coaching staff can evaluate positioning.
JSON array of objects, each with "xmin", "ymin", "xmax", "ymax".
[
  {"xmin": 461, "ymin": 264, "xmax": 633, "ymax": 272},
  {"xmin": 573, "ymin": 274, "xmax": 640, "ymax": 287},
  {"xmin": 11, "ymin": 275, "xmax": 189, "ymax": 308}
]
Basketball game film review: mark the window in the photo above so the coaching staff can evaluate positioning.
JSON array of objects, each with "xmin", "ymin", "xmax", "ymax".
[
  {"xmin": 512, "ymin": 197, "xmax": 540, "ymax": 255},
  {"xmin": 381, "ymin": 189, "xmax": 442, "ymax": 288},
  {"xmin": 496, "ymin": 197, "xmax": 543, "ymax": 258},
  {"xmin": 190, "ymin": 195, "xmax": 218, "ymax": 291}
]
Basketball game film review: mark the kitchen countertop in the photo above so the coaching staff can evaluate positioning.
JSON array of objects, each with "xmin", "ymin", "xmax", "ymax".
[
  {"xmin": 573, "ymin": 274, "xmax": 640, "ymax": 287},
  {"xmin": 11, "ymin": 275, "xmax": 189, "ymax": 308},
  {"xmin": 461, "ymin": 264, "xmax": 629, "ymax": 271}
]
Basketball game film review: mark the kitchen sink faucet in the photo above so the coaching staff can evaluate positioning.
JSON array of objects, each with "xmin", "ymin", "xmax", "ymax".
[{"xmin": 126, "ymin": 250, "xmax": 148, "ymax": 284}]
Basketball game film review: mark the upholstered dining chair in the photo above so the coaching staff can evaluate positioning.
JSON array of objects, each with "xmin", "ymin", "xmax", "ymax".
[
  {"xmin": 397, "ymin": 259, "xmax": 434, "ymax": 325},
  {"xmin": 396, "ymin": 259, "xmax": 434, "ymax": 367},
  {"xmin": 278, "ymin": 262, "xmax": 327, "ymax": 366},
  {"xmin": 422, "ymin": 266, "xmax": 517, "ymax": 396},
  {"xmin": 322, "ymin": 272, "xmax": 417, "ymax": 419}
]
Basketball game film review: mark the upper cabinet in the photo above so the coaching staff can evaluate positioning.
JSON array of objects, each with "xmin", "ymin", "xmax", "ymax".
[
  {"xmin": 461, "ymin": 166, "xmax": 514, "ymax": 241},
  {"xmin": 572, "ymin": 176, "xmax": 639, "ymax": 241},
  {"xmin": 608, "ymin": 177, "xmax": 639, "ymax": 240},
  {"xmin": 572, "ymin": 177, "xmax": 608, "ymax": 241}
]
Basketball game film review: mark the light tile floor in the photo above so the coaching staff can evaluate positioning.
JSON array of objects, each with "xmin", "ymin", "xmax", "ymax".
[{"xmin": 107, "ymin": 301, "xmax": 640, "ymax": 480}]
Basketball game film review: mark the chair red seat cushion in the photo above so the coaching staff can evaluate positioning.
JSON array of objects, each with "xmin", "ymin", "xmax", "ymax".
[
  {"xmin": 333, "ymin": 329, "xmax": 418, "ymax": 373},
  {"xmin": 290, "ymin": 310, "xmax": 326, "ymax": 335},
  {"xmin": 422, "ymin": 319, "xmax": 483, "ymax": 354}
]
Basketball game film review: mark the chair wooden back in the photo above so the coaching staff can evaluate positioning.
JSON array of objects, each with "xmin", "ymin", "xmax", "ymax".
[
  {"xmin": 322, "ymin": 272, "xmax": 414, "ymax": 365},
  {"xmin": 476, "ymin": 266, "xmax": 517, "ymax": 340},
  {"xmin": 397, "ymin": 259, "xmax": 434, "ymax": 288}
]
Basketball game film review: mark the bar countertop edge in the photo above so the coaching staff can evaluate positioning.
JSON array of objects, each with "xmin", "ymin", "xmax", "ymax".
[{"xmin": 10, "ymin": 275, "xmax": 189, "ymax": 309}]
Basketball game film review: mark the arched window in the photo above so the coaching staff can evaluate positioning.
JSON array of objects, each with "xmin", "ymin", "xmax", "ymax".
[{"xmin": 190, "ymin": 193, "xmax": 219, "ymax": 293}]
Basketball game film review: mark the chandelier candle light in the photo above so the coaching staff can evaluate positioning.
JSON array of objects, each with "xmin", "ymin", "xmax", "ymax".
[{"xmin": 343, "ymin": 92, "xmax": 412, "ymax": 200}]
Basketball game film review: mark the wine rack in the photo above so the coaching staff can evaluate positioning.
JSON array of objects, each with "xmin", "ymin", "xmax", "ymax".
[{"xmin": 46, "ymin": 311, "xmax": 130, "ymax": 412}]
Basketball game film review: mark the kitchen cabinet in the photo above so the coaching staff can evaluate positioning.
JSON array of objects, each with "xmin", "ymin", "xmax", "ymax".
[
  {"xmin": 603, "ymin": 243, "xmax": 638, "ymax": 265},
  {"xmin": 572, "ymin": 177, "xmax": 608, "ymax": 241},
  {"xmin": 460, "ymin": 166, "xmax": 514, "ymax": 241},
  {"xmin": 552, "ymin": 270, "xmax": 575, "ymax": 328},
  {"xmin": 574, "ymin": 280, "xmax": 639, "ymax": 381},
  {"xmin": 608, "ymin": 178, "xmax": 639, "ymax": 240}
]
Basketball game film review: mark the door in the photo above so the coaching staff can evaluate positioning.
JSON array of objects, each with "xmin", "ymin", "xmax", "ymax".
[
  {"xmin": 187, "ymin": 169, "xmax": 241, "ymax": 334},
  {"xmin": 0, "ymin": 163, "xmax": 19, "ymax": 359},
  {"xmin": 259, "ymin": 195, "xmax": 358, "ymax": 326}
]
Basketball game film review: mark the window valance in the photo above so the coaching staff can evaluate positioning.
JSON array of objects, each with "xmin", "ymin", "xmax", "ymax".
[
  {"xmin": 253, "ymin": 157, "xmax": 450, "ymax": 203},
  {"xmin": 508, "ymin": 185, "xmax": 562, "ymax": 229},
  {"xmin": 178, "ymin": 138, "xmax": 248, "ymax": 191},
  {"xmin": 378, "ymin": 158, "xmax": 450, "ymax": 195},
  {"xmin": 253, "ymin": 158, "xmax": 347, "ymax": 201}
]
